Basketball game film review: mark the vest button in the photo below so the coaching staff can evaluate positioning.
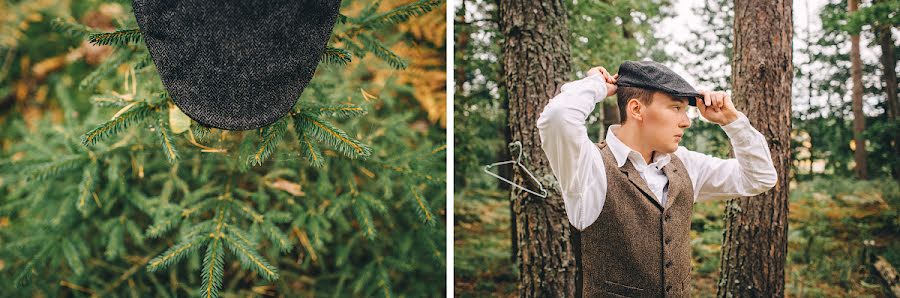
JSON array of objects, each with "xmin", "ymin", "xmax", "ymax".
[
  {"xmin": 664, "ymin": 214, "xmax": 671, "ymax": 221},
  {"xmin": 666, "ymin": 260, "xmax": 673, "ymax": 268},
  {"xmin": 666, "ymin": 285, "xmax": 672, "ymax": 292},
  {"xmin": 665, "ymin": 237, "xmax": 672, "ymax": 245}
]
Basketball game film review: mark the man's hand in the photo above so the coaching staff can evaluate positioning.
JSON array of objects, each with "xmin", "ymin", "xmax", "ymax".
[
  {"xmin": 587, "ymin": 66, "xmax": 618, "ymax": 97},
  {"xmin": 697, "ymin": 90, "xmax": 740, "ymax": 125}
]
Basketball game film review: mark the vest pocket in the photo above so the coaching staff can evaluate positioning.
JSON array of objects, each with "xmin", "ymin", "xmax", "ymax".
[{"xmin": 602, "ymin": 280, "xmax": 644, "ymax": 297}]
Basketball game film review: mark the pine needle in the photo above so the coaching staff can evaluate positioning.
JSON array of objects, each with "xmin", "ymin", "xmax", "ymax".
[
  {"xmin": 81, "ymin": 102, "xmax": 153, "ymax": 146},
  {"xmin": 321, "ymin": 46, "xmax": 353, "ymax": 65},
  {"xmin": 359, "ymin": 34, "xmax": 408, "ymax": 69},
  {"xmin": 89, "ymin": 29, "xmax": 142, "ymax": 47}
]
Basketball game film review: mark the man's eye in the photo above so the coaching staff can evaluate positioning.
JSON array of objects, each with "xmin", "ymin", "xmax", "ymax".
[{"xmin": 674, "ymin": 106, "xmax": 680, "ymax": 111}]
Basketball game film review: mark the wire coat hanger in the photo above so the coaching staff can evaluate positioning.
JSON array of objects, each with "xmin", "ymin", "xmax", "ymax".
[{"xmin": 482, "ymin": 141, "xmax": 549, "ymax": 198}]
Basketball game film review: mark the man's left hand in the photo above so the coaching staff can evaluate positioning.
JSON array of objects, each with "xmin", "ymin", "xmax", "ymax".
[{"xmin": 697, "ymin": 90, "xmax": 740, "ymax": 125}]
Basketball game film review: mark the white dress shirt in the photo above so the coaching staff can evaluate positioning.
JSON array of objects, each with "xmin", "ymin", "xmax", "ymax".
[{"xmin": 536, "ymin": 74, "xmax": 778, "ymax": 231}]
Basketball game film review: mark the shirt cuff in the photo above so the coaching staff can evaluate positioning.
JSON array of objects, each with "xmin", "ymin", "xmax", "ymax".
[
  {"xmin": 583, "ymin": 74, "xmax": 607, "ymax": 104},
  {"xmin": 720, "ymin": 112, "xmax": 753, "ymax": 145}
]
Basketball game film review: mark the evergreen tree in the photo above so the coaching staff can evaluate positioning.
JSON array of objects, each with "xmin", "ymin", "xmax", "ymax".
[{"xmin": 0, "ymin": 1, "xmax": 446, "ymax": 297}]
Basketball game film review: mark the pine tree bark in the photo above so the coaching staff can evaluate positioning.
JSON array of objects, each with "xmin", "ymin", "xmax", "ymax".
[
  {"xmin": 717, "ymin": 0, "xmax": 791, "ymax": 297},
  {"xmin": 849, "ymin": 0, "xmax": 869, "ymax": 179},
  {"xmin": 499, "ymin": 0, "xmax": 576, "ymax": 296},
  {"xmin": 876, "ymin": 21, "xmax": 899, "ymax": 184}
]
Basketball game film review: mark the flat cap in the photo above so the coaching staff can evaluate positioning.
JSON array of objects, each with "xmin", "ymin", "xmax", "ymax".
[
  {"xmin": 134, "ymin": 0, "xmax": 342, "ymax": 130},
  {"xmin": 616, "ymin": 60, "xmax": 701, "ymax": 106}
]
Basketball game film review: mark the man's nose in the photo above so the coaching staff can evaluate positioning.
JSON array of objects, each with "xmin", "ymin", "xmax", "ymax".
[{"xmin": 679, "ymin": 114, "xmax": 691, "ymax": 128}]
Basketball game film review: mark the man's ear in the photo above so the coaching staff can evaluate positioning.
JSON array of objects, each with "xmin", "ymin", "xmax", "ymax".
[{"xmin": 627, "ymin": 98, "xmax": 643, "ymax": 121}]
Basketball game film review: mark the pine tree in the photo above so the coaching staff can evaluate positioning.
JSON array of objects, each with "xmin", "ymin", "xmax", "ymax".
[{"xmin": 0, "ymin": 0, "xmax": 445, "ymax": 296}]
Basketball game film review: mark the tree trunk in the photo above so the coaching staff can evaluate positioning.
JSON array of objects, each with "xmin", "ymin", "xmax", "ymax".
[
  {"xmin": 499, "ymin": 0, "xmax": 576, "ymax": 296},
  {"xmin": 717, "ymin": 0, "xmax": 791, "ymax": 297},
  {"xmin": 850, "ymin": 0, "xmax": 869, "ymax": 179},
  {"xmin": 876, "ymin": 21, "xmax": 899, "ymax": 184}
]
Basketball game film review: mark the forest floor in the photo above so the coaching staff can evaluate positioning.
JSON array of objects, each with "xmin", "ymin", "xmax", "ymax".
[{"xmin": 454, "ymin": 177, "xmax": 899, "ymax": 297}]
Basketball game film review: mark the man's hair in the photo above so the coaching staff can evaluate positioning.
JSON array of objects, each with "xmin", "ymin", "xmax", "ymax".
[{"xmin": 615, "ymin": 86, "xmax": 656, "ymax": 124}]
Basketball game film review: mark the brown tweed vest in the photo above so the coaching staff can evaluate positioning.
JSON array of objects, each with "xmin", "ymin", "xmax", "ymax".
[{"xmin": 573, "ymin": 141, "xmax": 694, "ymax": 297}]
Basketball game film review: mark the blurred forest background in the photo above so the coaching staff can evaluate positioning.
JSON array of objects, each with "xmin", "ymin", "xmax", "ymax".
[
  {"xmin": 455, "ymin": 0, "xmax": 899, "ymax": 296},
  {"xmin": 0, "ymin": 0, "xmax": 446, "ymax": 297}
]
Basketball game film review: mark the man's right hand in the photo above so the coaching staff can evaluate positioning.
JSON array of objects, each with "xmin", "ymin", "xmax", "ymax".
[{"xmin": 587, "ymin": 66, "xmax": 618, "ymax": 97}]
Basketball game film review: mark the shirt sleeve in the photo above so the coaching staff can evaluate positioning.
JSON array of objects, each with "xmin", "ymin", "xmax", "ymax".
[
  {"xmin": 675, "ymin": 112, "xmax": 779, "ymax": 203},
  {"xmin": 536, "ymin": 74, "xmax": 609, "ymax": 230}
]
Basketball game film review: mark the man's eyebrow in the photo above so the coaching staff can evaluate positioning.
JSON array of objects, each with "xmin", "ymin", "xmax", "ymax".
[{"xmin": 670, "ymin": 97, "xmax": 689, "ymax": 105}]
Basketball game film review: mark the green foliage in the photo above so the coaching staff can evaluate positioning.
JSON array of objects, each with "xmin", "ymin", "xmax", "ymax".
[
  {"xmin": 89, "ymin": 28, "xmax": 143, "ymax": 47},
  {"xmin": 359, "ymin": 33, "xmax": 409, "ymax": 69},
  {"xmin": 360, "ymin": 0, "xmax": 444, "ymax": 28},
  {"xmin": 0, "ymin": 0, "xmax": 445, "ymax": 296},
  {"xmin": 321, "ymin": 46, "xmax": 353, "ymax": 65},
  {"xmin": 50, "ymin": 17, "xmax": 94, "ymax": 40},
  {"xmin": 293, "ymin": 112, "xmax": 372, "ymax": 159},
  {"xmin": 81, "ymin": 101, "xmax": 155, "ymax": 146}
]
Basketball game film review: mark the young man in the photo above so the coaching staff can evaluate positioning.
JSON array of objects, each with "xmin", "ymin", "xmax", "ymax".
[{"xmin": 536, "ymin": 61, "xmax": 778, "ymax": 297}]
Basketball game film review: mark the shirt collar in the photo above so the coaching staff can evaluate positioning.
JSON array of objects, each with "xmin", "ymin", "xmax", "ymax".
[{"xmin": 604, "ymin": 124, "xmax": 672, "ymax": 170}]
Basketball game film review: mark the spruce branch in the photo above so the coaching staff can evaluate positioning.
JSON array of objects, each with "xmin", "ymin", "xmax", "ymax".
[
  {"xmin": 76, "ymin": 164, "xmax": 97, "ymax": 216},
  {"xmin": 260, "ymin": 222, "xmax": 293, "ymax": 252},
  {"xmin": 146, "ymin": 213, "xmax": 182, "ymax": 239},
  {"xmin": 297, "ymin": 131, "xmax": 325, "ymax": 168},
  {"xmin": 353, "ymin": 203, "xmax": 377, "ymax": 240},
  {"xmin": 26, "ymin": 155, "xmax": 88, "ymax": 181},
  {"xmin": 81, "ymin": 102, "xmax": 154, "ymax": 146},
  {"xmin": 134, "ymin": 52, "xmax": 154, "ymax": 69},
  {"xmin": 80, "ymin": 50, "xmax": 130, "ymax": 91},
  {"xmin": 321, "ymin": 46, "xmax": 353, "ymax": 65},
  {"xmin": 146, "ymin": 235, "xmax": 205, "ymax": 272},
  {"xmin": 89, "ymin": 28, "xmax": 142, "ymax": 47},
  {"xmin": 105, "ymin": 224, "xmax": 125, "ymax": 260},
  {"xmin": 359, "ymin": 0, "xmax": 443, "ymax": 28},
  {"xmin": 61, "ymin": 239, "xmax": 85, "ymax": 275},
  {"xmin": 201, "ymin": 236, "xmax": 225, "ymax": 298},
  {"xmin": 155, "ymin": 117, "xmax": 180, "ymax": 163},
  {"xmin": 50, "ymin": 17, "xmax": 94, "ymax": 40},
  {"xmin": 359, "ymin": 34, "xmax": 408, "ymax": 69},
  {"xmin": 409, "ymin": 186, "xmax": 435, "ymax": 226},
  {"xmin": 301, "ymin": 103, "xmax": 367, "ymax": 119},
  {"xmin": 223, "ymin": 229, "xmax": 279, "ymax": 281},
  {"xmin": 293, "ymin": 112, "xmax": 372, "ymax": 159},
  {"xmin": 247, "ymin": 117, "xmax": 287, "ymax": 167}
]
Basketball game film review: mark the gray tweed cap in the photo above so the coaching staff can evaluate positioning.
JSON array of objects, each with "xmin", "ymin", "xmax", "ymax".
[
  {"xmin": 134, "ymin": 0, "xmax": 342, "ymax": 130},
  {"xmin": 616, "ymin": 60, "xmax": 701, "ymax": 106}
]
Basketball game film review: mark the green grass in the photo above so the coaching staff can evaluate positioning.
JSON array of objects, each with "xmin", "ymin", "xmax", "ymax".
[{"xmin": 454, "ymin": 177, "xmax": 900, "ymax": 297}]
